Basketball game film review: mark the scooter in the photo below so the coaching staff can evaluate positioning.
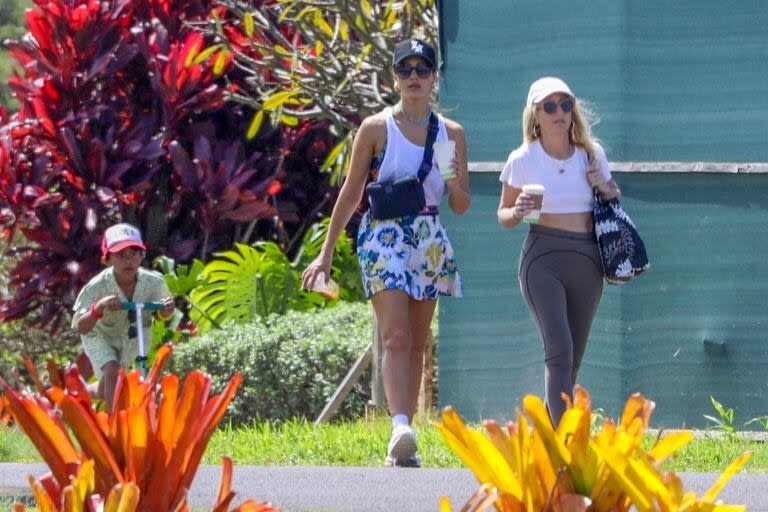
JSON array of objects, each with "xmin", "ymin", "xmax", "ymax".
[{"xmin": 121, "ymin": 301, "xmax": 164, "ymax": 378}]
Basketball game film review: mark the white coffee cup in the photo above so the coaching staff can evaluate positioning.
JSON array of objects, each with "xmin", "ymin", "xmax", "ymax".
[
  {"xmin": 433, "ymin": 140, "xmax": 456, "ymax": 179},
  {"xmin": 521, "ymin": 184, "xmax": 545, "ymax": 223}
]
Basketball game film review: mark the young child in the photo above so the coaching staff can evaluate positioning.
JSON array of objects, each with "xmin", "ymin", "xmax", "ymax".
[{"xmin": 72, "ymin": 223, "xmax": 175, "ymax": 408}]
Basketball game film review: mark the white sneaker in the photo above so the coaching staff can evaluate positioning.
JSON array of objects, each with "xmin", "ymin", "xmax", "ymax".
[
  {"xmin": 387, "ymin": 424, "xmax": 417, "ymax": 466},
  {"xmin": 384, "ymin": 453, "xmax": 421, "ymax": 468},
  {"xmin": 406, "ymin": 453, "xmax": 421, "ymax": 468}
]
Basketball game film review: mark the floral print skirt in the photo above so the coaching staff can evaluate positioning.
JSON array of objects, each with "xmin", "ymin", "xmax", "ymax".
[{"xmin": 356, "ymin": 210, "xmax": 462, "ymax": 300}]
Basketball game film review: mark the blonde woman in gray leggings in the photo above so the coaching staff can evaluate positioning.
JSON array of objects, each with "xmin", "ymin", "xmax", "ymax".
[{"xmin": 497, "ymin": 77, "xmax": 621, "ymax": 427}]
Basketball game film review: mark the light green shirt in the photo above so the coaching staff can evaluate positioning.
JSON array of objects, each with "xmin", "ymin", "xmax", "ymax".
[{"xmin": 72, "ymin": 266, "xmax": 172, "ymax": 346}]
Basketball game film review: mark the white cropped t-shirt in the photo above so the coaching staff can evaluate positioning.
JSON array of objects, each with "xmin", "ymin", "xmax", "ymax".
[
  {"xmin": 499, "ymin": 140, "xmax": 612, "ymax": 214},
  {"xmin": 375, "ymin": 108, "xmax": 449, "ymax": 207}
]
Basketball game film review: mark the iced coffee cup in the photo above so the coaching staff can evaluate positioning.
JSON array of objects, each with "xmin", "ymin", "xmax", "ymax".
[
  {"xmin": 521, "ymin": 184, "xmax": 545, "ymax": 223},
  {"xmin": 433, "ymin": 140, "xmax": 457, "ymax": 180},
  {"xmin": 309, "ymin": 274, "xmax": 340, "ymax": 300}
]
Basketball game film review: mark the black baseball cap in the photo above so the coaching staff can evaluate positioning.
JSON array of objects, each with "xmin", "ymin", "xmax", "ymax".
[{"xmin": 392, "ymin": 39, "xmax": 436, "ymax": 68}]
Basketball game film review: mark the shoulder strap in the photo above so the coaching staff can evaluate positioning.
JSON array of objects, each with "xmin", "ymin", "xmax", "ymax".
[{"xmin": 417, "ymin": 112, "xmax": 440, "ymax": 183}]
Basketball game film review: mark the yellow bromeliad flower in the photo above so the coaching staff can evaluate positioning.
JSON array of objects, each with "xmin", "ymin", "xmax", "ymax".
[{"xmin": 436, "ymin": 386, "xmax": 750, "ymax": 512}]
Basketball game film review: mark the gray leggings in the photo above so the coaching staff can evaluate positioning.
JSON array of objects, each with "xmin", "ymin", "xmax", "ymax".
[{"xmin": 518, "ymin": 224, "xmax": 603, "ymax": 426}]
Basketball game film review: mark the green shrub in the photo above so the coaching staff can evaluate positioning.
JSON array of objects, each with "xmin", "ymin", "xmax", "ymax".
[
  {"xmin": 0, "ymin": 237, "xmax": 79, "ymax": 379},
  {"xmin": 0, "ymin": 321, "xmax": 80, "ymax": 381},
  {"xmin": 169, "ymin": 301, "xmax": 373, "ymax": 425},
  {"xmin": 1, "ymin": 0, "xmax": 31, "ymax": 111}
]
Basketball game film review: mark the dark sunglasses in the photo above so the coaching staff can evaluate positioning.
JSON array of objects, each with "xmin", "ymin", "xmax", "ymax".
[
  {"xmin": 127, "ymin": 309, "xmax": 137, "ymax": 338},
  {"xmin": 394, "ymin": 61, "xmax": 433, "ymax": 79},
  {"xmin": 541, "ymin": 99, "xmax": 574, "ymax": 114}
]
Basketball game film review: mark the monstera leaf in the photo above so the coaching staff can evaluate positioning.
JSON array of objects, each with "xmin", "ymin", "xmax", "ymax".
[
  {"xmin": 154, "ymin": 255, "xmax": 206, "ymax": 297},
  {"xmin": 189, "ymin": 242, "xmax": 324, "ymax": 332}
]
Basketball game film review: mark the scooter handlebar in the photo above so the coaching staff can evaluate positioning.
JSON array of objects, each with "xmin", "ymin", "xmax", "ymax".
[{"xmin": 120, "ymin": 301, "xmax": 165, "ymax": 311}]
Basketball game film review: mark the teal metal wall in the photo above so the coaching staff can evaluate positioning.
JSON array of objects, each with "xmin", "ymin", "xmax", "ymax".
[
  {"xmin": 438, "ymin": 172, "xmax": 768, "ymax": 428},
  {"xmin": 437, "ymin": 0, "xmax": 768, "ymax": 161},
  {"xmin": 435, "ymin": 0, "xmax": 768, "ymax": 426}
]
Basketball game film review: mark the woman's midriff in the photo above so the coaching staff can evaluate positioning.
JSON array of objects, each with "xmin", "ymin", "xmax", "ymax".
[{"xmin": 537, "ymin": 211, "xmax": 594, "ymax": 233}]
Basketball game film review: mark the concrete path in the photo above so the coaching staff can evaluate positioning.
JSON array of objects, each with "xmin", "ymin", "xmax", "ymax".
[{"xmin": 0, "ymin": 463, "xmax": 765, "ymax": 511}]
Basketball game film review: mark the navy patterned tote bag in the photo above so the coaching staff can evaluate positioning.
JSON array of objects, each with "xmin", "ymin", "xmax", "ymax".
[{"xmin": 592, "ymin": 189, "xmax": 650, "ymax": 284}]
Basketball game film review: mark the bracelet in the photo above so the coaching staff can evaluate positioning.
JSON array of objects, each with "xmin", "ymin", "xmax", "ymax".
[
  {"xmin": 156, "ymin": 309, "xmax": 173, "ymax": 321},
  {"xmin": 89, "ymin": 303, "xmax": 103, "ymax": 320}
]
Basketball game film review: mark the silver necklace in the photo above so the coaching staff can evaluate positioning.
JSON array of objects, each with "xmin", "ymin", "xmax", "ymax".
[
  {"xmin": 541, "ymin": 142, "xmax": 573, "ymax": 174},
  {"xmin": 553, "ymin": 156, "xmax": 567, "ymax": 174},
  {"xmin": 398, "ymin": 103, "xmax": 431, "ymax": 126}
]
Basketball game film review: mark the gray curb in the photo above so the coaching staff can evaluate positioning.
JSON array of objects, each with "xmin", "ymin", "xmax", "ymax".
[{"xmin": 0, "ymin": 463, "xmax": 766, "ymax": 511}]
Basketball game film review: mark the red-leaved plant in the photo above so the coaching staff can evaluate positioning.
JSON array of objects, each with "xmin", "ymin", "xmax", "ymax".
[{"xmin": 0, "ymin": 0, "xmax": 339, "ymax": 331}]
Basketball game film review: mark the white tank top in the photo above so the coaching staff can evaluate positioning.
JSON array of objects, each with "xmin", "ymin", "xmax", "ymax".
[{"xmin": 374, "ymin": 108, "xmax": 449, "ymax": 207}]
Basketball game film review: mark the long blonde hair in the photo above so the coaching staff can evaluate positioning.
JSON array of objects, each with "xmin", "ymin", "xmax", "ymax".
[{"xmin": 522, "ymin": 97, "xmax": 599, "ymax": 162}]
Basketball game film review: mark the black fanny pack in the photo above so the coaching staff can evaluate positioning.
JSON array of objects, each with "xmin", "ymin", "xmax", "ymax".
[{"xmin": 366, "ymin": 112, "xmax": 439, "ymax": 220}]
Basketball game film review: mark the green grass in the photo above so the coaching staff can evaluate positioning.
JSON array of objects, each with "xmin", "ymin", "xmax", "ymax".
[
  {"xmin": 0, "ymin": 497, "xmax": 23, "ymax": 510},
  {"xmin": 0, "ymin": 416, "xmax": 766, "ymax": 473},
  {"xmin": 0, "ymin": 426, "xmax": 41, "ymax": 462},
  {"xmin": 202, "ymin": 415, "xmax": 461, "ymax": 468},
  {"xmin": 657, "ymin": 434, "xmax": 768, "ymax": 473}
]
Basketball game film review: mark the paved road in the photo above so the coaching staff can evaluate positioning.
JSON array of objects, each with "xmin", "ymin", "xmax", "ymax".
[{"xmin": 0, "ymin": 463, "xmax": 765, "ymax": 511}]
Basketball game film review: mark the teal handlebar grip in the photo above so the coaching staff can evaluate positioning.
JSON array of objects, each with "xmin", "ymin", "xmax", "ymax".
[{"xmin": 121, "ymin": 301, "xmax": 165, "ymax": 311}]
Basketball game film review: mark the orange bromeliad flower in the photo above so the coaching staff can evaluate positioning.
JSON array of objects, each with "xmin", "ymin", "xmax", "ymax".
[{"xmin": 3, "ymin": 344, "xmax": 278, "ymax": 512}]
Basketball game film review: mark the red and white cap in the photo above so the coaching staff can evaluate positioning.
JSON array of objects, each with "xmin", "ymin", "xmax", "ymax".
[{"xmin": 101, "ymin": 223, "xmax": 146, "ymax": 257}]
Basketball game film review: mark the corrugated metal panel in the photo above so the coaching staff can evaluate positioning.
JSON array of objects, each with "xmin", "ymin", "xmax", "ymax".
[
  {"xmin": 438, "ymin": 172, "xmax": 768, "ymax": 427},
  {"xmin": 438, "ymin": 0, "xmax": 768, "ymax": 162}
]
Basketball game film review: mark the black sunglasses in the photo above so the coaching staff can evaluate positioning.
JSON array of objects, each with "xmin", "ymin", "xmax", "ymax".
[
  {"xmin": 127, "ymin": 309, "xmax": 137, "ymax": 338},
  {"xmin": 394, "ymin": 61, "xmax": 433, "ymax": 79},
  {"xmin": 541, "ymin": 99, "xmax": 574, "ymax": 114}
]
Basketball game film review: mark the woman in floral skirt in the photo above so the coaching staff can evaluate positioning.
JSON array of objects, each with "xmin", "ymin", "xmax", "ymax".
[{"xmin": 302, "ymin": 39, "xmax": 470, "ymax": 467}]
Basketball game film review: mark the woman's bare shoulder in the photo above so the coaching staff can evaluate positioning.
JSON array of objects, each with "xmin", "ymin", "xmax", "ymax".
[
  {"xmin": 360, "ymin": 109, "xmax": 389, "ymax": 130},
  {"xmin": 356, "ymin": 110, "xmax": 389, "ymax": 146}
]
